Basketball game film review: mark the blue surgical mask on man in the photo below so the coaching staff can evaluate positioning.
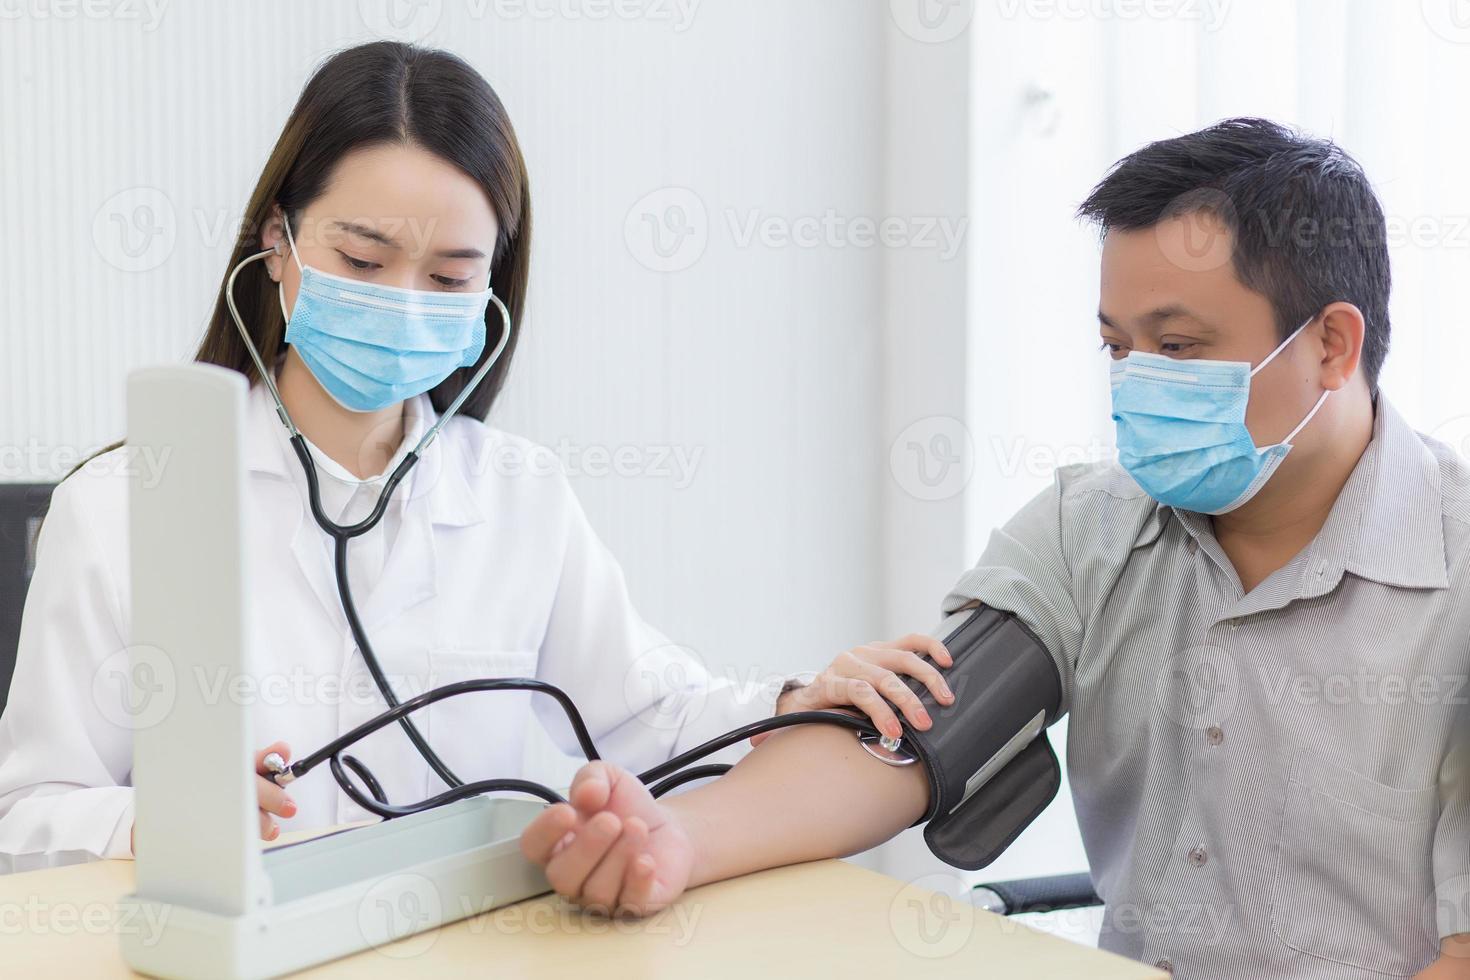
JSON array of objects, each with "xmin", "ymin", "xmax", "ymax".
[
  {"xmin": 278, "ymin": 217, "xmax": 491, "ymax": 413},
  {"xmin": 1109, "ymin": 317, "xmax": 1331, "ymax": 515}
]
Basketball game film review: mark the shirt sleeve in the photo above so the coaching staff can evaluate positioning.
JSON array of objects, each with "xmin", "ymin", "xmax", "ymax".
[
  {"xmin": 0, "ymin": 477, "xmax": 137, "ymax": 872},
  {"xmin": 937, "ymin": 476, "xmax": 1083, "ymax": 717},
  {"xmin": 1432, "ymin": 731, "xmax": 1470, "ymax": 939},
  {"xmin": 532, "ymin": 475, "xmax": 779, "ymax": 778}
]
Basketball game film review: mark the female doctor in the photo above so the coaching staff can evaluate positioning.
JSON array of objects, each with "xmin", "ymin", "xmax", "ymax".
[{"xmin": 0, "ymin": 41, "xmax": 954, "ymax": 871}]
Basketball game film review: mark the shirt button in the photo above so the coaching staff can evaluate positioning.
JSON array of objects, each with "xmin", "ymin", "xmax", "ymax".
[
  {"xmin": 1206, "ymin": 725, "xmax": 1224, "ymax": 746},
  {"xmin": 1187, "ymin": 538, "xmax": 1198, "ymax": 555},
  {"xmin": 1188, "ymin": 845, "xmax": 1208, "ymax": 867},
  {"xmin": 1155, "ymin": 959, "xmax": 1174, "ymax": 974},
  {"xmin": 1228, "ymin": 619, "xmax": 1240, "ymax": 631}
]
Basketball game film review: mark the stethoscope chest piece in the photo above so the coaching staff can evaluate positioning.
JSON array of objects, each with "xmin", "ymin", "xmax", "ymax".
[{"xmin": 857, "ymin": 731, "xmax": 917, "ymax": 767}]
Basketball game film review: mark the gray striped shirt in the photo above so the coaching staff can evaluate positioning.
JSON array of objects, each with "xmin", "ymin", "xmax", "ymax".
[{"xmin": 943, "ymin": 395, "xmax": 1470, "ymax": 978}]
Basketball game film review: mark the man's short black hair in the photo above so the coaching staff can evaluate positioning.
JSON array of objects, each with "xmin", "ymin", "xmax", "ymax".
[{"xmin": 1077, "ymin": 117, "xmax": 1391, "ymax": 391}]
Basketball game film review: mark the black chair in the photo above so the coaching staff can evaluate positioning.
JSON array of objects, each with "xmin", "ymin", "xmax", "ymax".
[
  {"xmin": 972, "ymin": 871, "xmax": 1101, "ymax": 916},
  {"xmin": 0, "ymin": 484, "xmax": 55, "ymax": 718}
]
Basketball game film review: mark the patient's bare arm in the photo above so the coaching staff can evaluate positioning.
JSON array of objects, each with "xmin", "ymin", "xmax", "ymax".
[{"xmin": 519, "ymin": 723, "xmax": 930, "ymax": 915}]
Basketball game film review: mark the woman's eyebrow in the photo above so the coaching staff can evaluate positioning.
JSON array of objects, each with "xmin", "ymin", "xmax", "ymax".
[
  {"xmin": 329, "ymin": 220, "xmax": 401, "ymax": 248},
  {"xmin": 434, "ymin": 246, "xmax": 487, "ymax": 260},
  {"xmin": 326, "ymin": 221, "xmax": 487, "ymax": 260}
]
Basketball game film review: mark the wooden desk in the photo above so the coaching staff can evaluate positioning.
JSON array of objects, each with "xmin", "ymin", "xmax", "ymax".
[{"xmin": 0, "ymin": 853, "xmax": 1164, "ymax": 978}]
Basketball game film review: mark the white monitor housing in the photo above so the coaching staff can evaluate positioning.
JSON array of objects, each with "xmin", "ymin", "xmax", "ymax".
[{"xmin": 118, "ymin": 364, "xmax": 546, "ymax": 979}]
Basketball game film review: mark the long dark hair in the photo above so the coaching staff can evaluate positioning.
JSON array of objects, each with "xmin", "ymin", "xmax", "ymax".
[{"xmin": 201, "ymin": 40, "xmax": 532, "ymax": 420}]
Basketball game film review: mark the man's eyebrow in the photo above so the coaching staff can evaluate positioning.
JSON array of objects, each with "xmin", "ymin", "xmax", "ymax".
[
  {"xmin": 1097, "ymin": 305, "xmax": 1218, "ymax": 332},
  {"xmin": 1146, "ymin": 304, "xmax": 1218, "ymax": 332}
]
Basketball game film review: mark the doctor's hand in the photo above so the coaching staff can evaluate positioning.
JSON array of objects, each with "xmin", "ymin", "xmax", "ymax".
[
  {"xmin": 755, "ymin": 633, "xmax": 955, "ymax": 747},
  {"xmin": 519, "ymin": 760, "xmax": 691, "ymax": 917},
  {"xmin": 252, "ymin": 741, "xmax": 298, "ymax": 841}
]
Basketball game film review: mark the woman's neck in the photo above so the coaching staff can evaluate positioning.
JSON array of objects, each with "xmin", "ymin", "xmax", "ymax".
[{"xmin": 276, "ymin": 347, "xmax": 406, "ymax": 479}]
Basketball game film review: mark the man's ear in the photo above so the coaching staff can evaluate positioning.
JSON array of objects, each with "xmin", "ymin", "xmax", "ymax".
[{"xmin": 1316, "ymin": 301, "xmax": 1366, "ymax": 392}]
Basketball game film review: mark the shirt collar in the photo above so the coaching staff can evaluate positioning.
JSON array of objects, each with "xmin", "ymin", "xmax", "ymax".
[
  {"xmin": 299, "ymin": 393, "xmax": 427, "ymax": 491},
  {"xmin": 1167, "ymin": 394, "xmax": 1447, "ymax": 596},
  {"xmin": 1334, "ymin": 395, "xmax": 1447, "ymax": 591},
  {"xmin": 243, "ymin": 378, "xmax": 484, "ymax": 529}
]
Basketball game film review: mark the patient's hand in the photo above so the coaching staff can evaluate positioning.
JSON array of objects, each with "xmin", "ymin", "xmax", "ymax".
[{"xmin": 519, "ymin": 761, "xmax": 692, "ymax": 916}]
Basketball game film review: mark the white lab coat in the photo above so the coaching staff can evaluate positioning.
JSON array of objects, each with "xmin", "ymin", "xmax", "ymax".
[{"xmin": 0, "ymin": 380, "xmax": 779, "ymax": 872}]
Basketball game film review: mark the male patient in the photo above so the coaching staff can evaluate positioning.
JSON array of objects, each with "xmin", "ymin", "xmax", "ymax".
[{"xmin": 520, "ymin": 118, "xmax": 1470, "ymax": 979}]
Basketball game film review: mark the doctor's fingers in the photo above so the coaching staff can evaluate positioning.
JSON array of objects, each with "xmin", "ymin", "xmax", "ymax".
[
  {"xmin": 259, "ymin": 804, "xmax": 280, "ymax": 842},
  {"xmin": 830, "ymin": 678, "xmax": 904, "ymax": 741},
  {"xmin": 543, "ymin": 810, "xmax": 624, "ymax": 900},
  {"xmin": 254, "ymin": 775, "xmax": 296, "ymax": 847},
  {"xmin": 577, "ymin": 816, "xmax": 650, "ymax": 913},
  {"xmin": 862, "ymin": 648, "xmax": 955, "ymax": 709},
  {"xmin": 253, "ymin": 741, "xmax": 291, "ymax": 775},
  {"xmin": 255, "ymin": 773, "xmax": 295, "ymax": 817},
  {"xmin": 851, "ymin": 666, "xmax": 948, "ymax": 734},
  {"xmin": 256, "ymin": 775, "xmax": 294, "ymax": 840},
  {"xmin": 874, "ymin": 633, "xmax": 952, "ymax": 668}
]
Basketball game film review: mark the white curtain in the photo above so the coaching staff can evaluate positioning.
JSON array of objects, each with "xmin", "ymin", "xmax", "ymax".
[{"xmin": 937, "ymin": 0, "xmax": 1470, "ymax": 894}]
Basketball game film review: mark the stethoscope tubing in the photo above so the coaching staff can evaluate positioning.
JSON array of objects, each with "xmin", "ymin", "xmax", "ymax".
[{"xmin": 228, "ymin": 241, "xmax": 882, "ymax": 820}]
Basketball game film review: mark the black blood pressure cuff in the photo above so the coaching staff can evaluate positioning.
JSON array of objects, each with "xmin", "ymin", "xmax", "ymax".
[{"xmin": 896, "ymin": 606, "xmax": 1064, "ymax": 871}]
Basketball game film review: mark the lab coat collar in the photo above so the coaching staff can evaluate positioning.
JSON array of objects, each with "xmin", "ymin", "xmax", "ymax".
[
  {"xmin": 243, "ymin": 378, "xmax": 487, "ymax": 635},
  {"xmin": 243, "ymin": 378, "xmax": 485, "ymax": 530}
]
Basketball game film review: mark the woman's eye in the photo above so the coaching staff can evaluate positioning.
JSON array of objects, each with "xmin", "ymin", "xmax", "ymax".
[
  {"xmin": 1099, "ymin": 341, "xmax": 1127, "ymax": 357},
  {"xmin": 338, "ymin": 252, "xmax": 380, "ymax": 272},
  {"xmin": 432, "ymin": 275, "xmax": 473, "ymax": 289}
]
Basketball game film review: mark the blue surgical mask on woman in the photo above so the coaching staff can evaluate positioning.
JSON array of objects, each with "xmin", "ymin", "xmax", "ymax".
[
  {"xmin": 278, "ymin": 217, "xmax": 491, "ymax": 413},
  {"xmin": 1109, "ymin": 318, "xmax": 1330, "ymax": 515}
]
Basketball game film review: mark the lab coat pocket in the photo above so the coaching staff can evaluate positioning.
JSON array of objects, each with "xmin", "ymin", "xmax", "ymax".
[
  {"xmin": 1268, "ymin": 747, "xmax": 1438, "ymax": 976},
  {"xmin": 425, "ymin": 649, "xmax": 540, "ymax": 785}
]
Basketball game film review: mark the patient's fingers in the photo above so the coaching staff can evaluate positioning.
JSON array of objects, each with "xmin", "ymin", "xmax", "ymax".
[
  {"xmin": 579, "ymin": 817, "xmax": 649, "ymax": 912},
  {"xmin": 616, "ymin": 854, "xmax": 660, "ymax": 916},
  {"xmin": 520, "ymin": 803, "xmax": 579, "ymax": 865},
  {"xmin": 568, "ymin": 762, "xmax": 615, "ymax": 817},
  {"xmin": 544, "ymin": 811, "xmax": 622, "ymax": 900}
]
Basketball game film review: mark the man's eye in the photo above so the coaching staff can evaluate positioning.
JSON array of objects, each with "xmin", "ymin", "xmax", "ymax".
[
  {"xmin": 1100, "ymin": 341, "xmax": 1127, "ymax": 357},
  {"xmin": 1160, "ymin": 342, "xmax": 1196, "ymax": 354}
]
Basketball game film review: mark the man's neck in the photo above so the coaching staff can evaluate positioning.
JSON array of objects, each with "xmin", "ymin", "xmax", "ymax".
[
  {"xmin": 276, "ymin": 348, "xmax": 407, "ymax": 480},
  {"xmin": 1210, "ymin": 391, "xmax": 1375, "ymax": 594}
]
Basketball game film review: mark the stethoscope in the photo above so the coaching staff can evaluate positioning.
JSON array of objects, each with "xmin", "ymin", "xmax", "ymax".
[{"xmin": 224, "ymin": 240, "xmax": 885, "ymax": 819}]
